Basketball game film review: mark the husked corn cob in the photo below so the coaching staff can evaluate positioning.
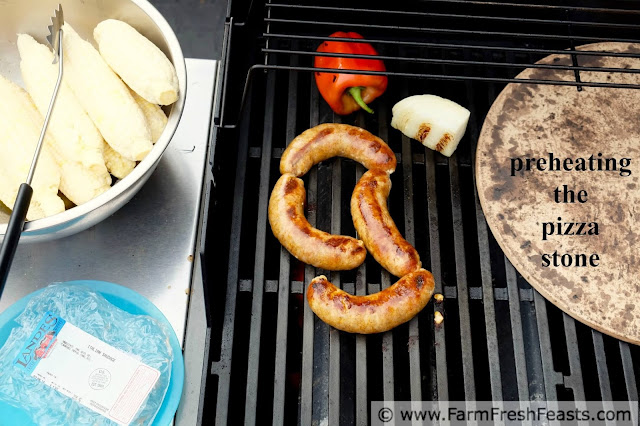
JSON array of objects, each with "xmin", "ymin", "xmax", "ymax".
[
  {"xmin": 100, "ymin": 87, "xmax": 165, "ymax": 180},
  {"xmin": 94, "ymin": 19, "xmax": 179, "ymax": 105},
  {"xmin": 129, "ymin": 88, "xmax": 167, "ymax": 143},
  {"xmin": 17, "ymin": 34, "xmax": 112, "ymax": 205},
  {"xmin": 62, "ymin": 24, "xmax": 152, "ymax": 162},
  {"xmin": 103, "ymin": 142, "xmax": 135, "ymax": 179},
  {"xmin": 0, "ymin": 75, "xmax": 64, "ymax": 220}
]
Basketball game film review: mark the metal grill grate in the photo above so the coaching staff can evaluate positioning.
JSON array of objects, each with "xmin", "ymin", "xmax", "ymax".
[
  {"xmin": 214, "ymin": 0, "xmax": 640, "ymax": 128},
  {"xmin": 203, "ymin": 1, "xmax": 640, "ymax": 424},
  {"xmin": 262, "ymin": 2, "xmax": 640, "ymax": 88}
]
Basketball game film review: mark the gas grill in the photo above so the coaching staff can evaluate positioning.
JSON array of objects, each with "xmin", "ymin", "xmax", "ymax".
[{"xmin": 194, "ymin": 1, "xmax": 640, "ymax": 424}]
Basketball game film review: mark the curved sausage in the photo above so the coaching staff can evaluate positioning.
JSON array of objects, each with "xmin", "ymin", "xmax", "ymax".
[
  {"xmin": 351, "ymin": 169, "xmax": 421, "ymax": 277},
  {"xmin": 280, "ymin": 123, "xmax": 396, "ymax": 176},
  {"xmin": 269, "ymin": 173, "xmax": 366, "ymax": 270},
  {"xmin": 307, "ymin": 269, "xmax": 435, "ymax": 334}
]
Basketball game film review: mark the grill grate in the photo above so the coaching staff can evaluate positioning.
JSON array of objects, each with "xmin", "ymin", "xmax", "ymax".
[
  {"xmin": 216, "ymin": 0, "xmax": 640, "ymax": 128},
  {"xmin": 262, "ymin": 0, "xmax": 640, "ymax": 87},
  {"xmin": 203, "ymin": 1, "xmax": 640, "ymax": 424}
]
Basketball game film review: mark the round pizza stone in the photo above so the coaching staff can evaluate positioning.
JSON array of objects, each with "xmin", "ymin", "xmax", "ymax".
[{"xmin": 476, "ymin": 42, "xmax": 640, "ymax": 344}]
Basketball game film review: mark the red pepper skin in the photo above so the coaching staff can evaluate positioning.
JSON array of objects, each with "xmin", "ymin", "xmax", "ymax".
[{"xmin": 314, "ymin": 32, "xmax": 388, "ymax": 115}]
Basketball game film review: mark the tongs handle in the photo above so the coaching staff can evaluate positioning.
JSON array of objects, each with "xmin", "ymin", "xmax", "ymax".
[{"xmin": 0, "ymin": 184, "xmax": 33, "ymax": 292}]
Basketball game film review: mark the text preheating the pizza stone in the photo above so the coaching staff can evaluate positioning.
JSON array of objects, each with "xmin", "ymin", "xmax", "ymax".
[{"xmin": 509, "ymin": 152, "xmax": 633, "ymax": 268}]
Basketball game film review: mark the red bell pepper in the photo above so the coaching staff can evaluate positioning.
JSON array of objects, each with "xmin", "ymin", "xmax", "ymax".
[{"xmin": 314, "ymin": 32, "xmax": 388, "ymax": 115}]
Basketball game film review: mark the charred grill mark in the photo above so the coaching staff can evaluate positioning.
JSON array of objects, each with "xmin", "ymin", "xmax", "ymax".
[
  {"xmin": 309, "ymin": 270, "xmax": 433, "ymax": 311},
  {"xmin": 436, "ymin": 133, "xmax": 453, "ymax": 152},
  {"xmin": 272, "ymin": 173, "xmax": 365, "ymax": 270},
  {"xmin": 368, "ymin": 139, "xmax": 382, "ymax": 153},
  {"xmin": 351, "ymin": 246, "xmax": 366, "ymax": 255},
  {"xmin": 353, "ymin": 170, "xmax": 422, "ymax": 276},
  {"xmin": 287, "ymin": 127, "xmax": 335, "ymax": 168},
  {"xmin": 325, "ymin": 236, "xmax": 358, "ymax": 251},
  {"xmin": 340, "ymin": 296, "xmax": 352, "ymax": 311},
  {"xmin": 357, "ymin": 183, "xmax": 394, "ymax": 238},
  {"xmin": 330, "ymin": 294, "xmax": 347, "ymax": 311},
  {"xmin": 415, "ymin": 275, "xmax": 424, "ymax": 289},
  {"xmin": 309, "ymin": 127, "xmax": 334, "ymax": 144},
  {"xmin": 286, "ymin": 206, "xmax": 297, "ymax": 219},
  {"xmin": 283, "ymin": 177, "xmax": 299, "ymax": 195},
  {"xmin": 285, "ymin": 201, "xmax": 313, "ymax": 236},
  {"xmin": 326, "ymin": 237, "xmax": 345, "ymax": 247},
  {"xmin": 417, "ymin": 123, "xmax": 431, "ymax": 142},
  {"xmin": 311, "ymin": 278, "xmax": 327, "ymax": 292},
  {"xmin": 283, "ymin": 124, "xmax": 395, "ymax": 175},
  {"xmin": 284, "ymin": 189, "xmax": 362, "ymax": 245},
  {"xmin": 359, "ymin": 173, "xmax": 397, "ymax": 238},
  {"xmin": 364, "ymin": 136, "xmax": 395, "ymax": 167},
  {"xmin": 299, "ymin": 224, "xmax": 313, "ymax": 236}
]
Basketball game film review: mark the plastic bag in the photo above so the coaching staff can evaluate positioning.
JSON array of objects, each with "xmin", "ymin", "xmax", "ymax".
[{"xmin": 0, "ymin": 283, "xmax": 173, "ymax": 425}]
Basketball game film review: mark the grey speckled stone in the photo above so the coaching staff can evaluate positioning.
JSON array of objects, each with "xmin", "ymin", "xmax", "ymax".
[{"xmin": 149, "ymin": 0, "xmax": 226, "ymax": 59}]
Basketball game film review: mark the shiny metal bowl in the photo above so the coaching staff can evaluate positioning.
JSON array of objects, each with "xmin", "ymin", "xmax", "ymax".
[{"xmin": 0, "ymin": 0, "xmax": 186, "ymax": 242}]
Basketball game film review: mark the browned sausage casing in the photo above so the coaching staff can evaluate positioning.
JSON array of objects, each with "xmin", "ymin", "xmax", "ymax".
[
  {"xmin": 269, "ymin": 173, "xmax": 366, "ymax": 270},
  {"xmin": 351, "ymin": 169, "xmax": 421, "ymax": 277},
  {"xmin": 280, "ymin": 123, "xmax": 396, "ymax": 176},
  {"xmin": 307, "ymin": 269, "xmax": 435, "ymax": 334}
]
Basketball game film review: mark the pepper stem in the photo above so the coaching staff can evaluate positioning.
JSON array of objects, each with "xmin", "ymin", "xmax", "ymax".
[{"xmin": 348, "ymin": 86, "xmax": 374, "ymax": 114}]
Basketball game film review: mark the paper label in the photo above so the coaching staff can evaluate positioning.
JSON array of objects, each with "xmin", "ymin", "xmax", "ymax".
[{"xmin": 14, "ymin": 312, "xmax": 160, "ymax": 425}]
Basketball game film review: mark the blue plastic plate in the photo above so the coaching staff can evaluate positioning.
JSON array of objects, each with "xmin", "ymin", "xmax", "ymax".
[{"xmin": 0, "ymin": 280, "xmax": 184, "ymax": 425}]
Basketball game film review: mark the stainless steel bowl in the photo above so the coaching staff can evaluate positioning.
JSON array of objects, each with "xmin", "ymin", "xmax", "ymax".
[{"xmin": 0, "ymin": 0, "xmax": 186, "ymax": 242}]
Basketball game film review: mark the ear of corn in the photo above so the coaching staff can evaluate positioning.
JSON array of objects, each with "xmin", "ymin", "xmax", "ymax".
[
  {"xmin": 129, "ymin": 88, "xmax": 167, "ymax": 143},
  {"xmin": 62, "ymin": 23, "xmax": 153, "ymax": 162},
  {"xmin": 94, "ymin": 19, "xmax": 179, "ymax": 106},
  {"xmin": 17, "ymin": 34, "xmax": 112, "ymax": 206},
  {"xmin": 103, "ymin": 142, "xmax": 136, "ymax": 179},
  {"xmin": 0, "ymin": 76, "xmax": 64, "ymax": 220}
]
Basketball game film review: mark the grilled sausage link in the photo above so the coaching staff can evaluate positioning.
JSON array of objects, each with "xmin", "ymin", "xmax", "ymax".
[
  {"xmin": 269, "ymin": 173, "xmax": 366, "ymax": 270},
  {"xmin": 307, "ymin": 269, "xmax": 435, "ymax": 334},
  {"xmin": 351, "ymin": 169, "xmax": 421, "ymax": 277},
  {"xmin": 280, "ymin": 123, "xmax": 396, "ymax": 176}
]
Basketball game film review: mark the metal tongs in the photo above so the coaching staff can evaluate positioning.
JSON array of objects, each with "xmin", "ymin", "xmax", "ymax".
[{"xmin": 0, "ymin": 5, "xmax": 65, "ymax": 294}]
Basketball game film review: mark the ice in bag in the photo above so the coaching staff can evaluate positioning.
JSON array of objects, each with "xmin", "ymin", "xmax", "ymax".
[{"xmin": 0, "ymin": 283, "xmax": 173, "ymax": 425}]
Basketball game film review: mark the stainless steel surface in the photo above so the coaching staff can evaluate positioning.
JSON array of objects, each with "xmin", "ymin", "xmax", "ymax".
[
  {"xmin": 175, "ymin": 51, "xmax": 222, "ymax": 425},
  {"xmin": 0, "ymin": 0, "xmax": 187, "ymax": 242},
  {"xmin": 0, "ymin": 58, "xmax": 216, "ymax": 345},
  {"xmin": 46, "ymin": 5, "xmax": 64, "ymax": 63},
  {"xmin": 176, "ymin": 255, "xmax": 209, "ymax": 425}
]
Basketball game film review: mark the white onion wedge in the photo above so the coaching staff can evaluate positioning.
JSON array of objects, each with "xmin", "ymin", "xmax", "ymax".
[{"xmin": 391, "ymin": 94, "xmax": 470, "ymax": 157}]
